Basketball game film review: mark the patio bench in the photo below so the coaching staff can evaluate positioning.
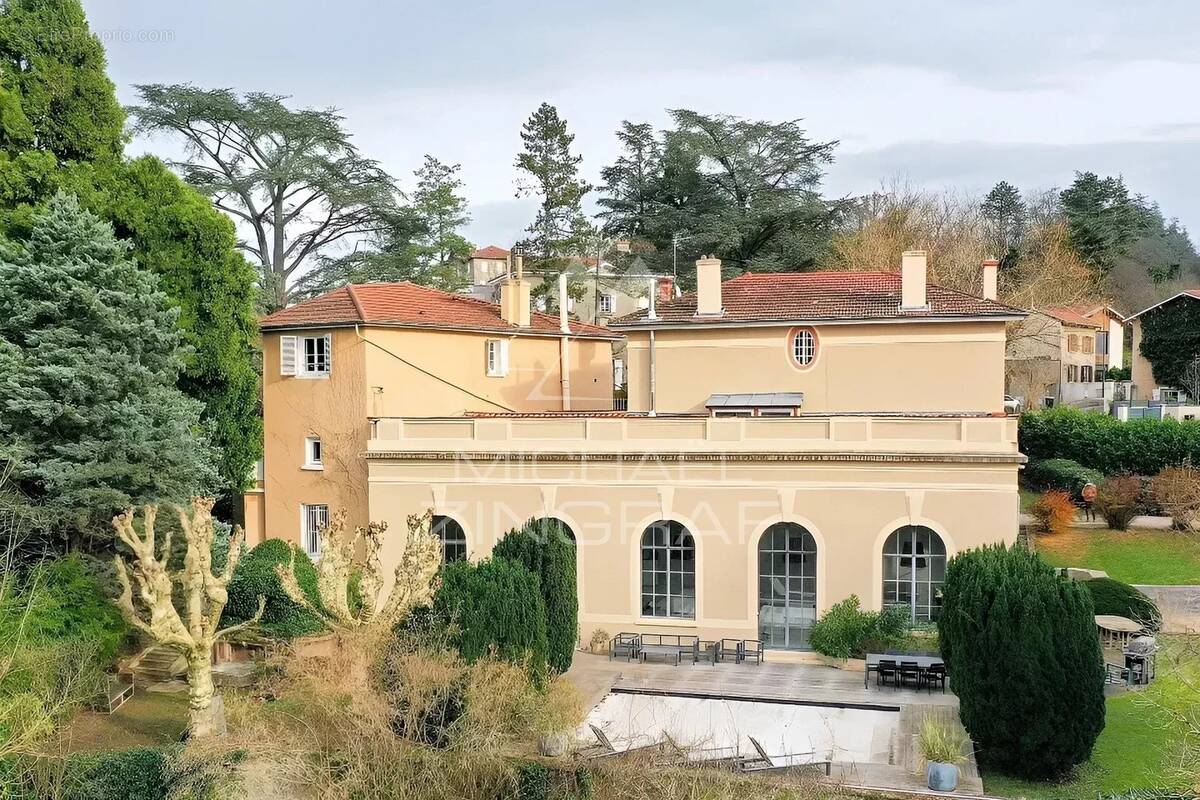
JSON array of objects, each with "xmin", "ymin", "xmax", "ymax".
[{"xmin": 638, "ymin": 634, "xmax": 698, "ymax": 666}]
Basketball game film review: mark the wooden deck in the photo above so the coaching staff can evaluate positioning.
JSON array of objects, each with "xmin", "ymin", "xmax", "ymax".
[{"xmin": 566, "ymin": 653, "xmax": 984, "ymax": 797}]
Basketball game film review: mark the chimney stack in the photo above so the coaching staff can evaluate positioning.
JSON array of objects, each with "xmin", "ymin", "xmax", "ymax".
[
  {"xmin": 500, "ymin": 251, "xmax": 531, "ymax": 327},
  {"xmin": 558, "ymin": 272, "xmax": 570, "ymax": 333},
  {"xmin": 695, "ymin": 255, "xmax": 723, "ymax": 316},
  {"xmin": 647, "ymin": 277, "xmax": 658, "ymax": 319},
  {"xmin": 900, "ymin": 250, "xmax": 928, "ymax": 310},
  {"xmin": 981, "ymin": 258, "xmax": 999, "ymax": 301}
]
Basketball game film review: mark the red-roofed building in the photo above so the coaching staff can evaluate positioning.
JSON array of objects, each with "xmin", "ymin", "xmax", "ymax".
[
  {"xmin": 251, "ymin": 251, "xmax": 1027, "ymax": 652},
  {"xmin": 466, "ymin": 245, "xmax": 511, "ymax": 284},
  {"xmin": 1005, "ymin": 305, "xmax": 1112, "ymax": 409}
]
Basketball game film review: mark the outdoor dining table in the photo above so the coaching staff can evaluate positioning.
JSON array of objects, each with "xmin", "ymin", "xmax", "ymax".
[{"xmin": 863, "ymin": 653, "xmax": 945, "ymax": 689}]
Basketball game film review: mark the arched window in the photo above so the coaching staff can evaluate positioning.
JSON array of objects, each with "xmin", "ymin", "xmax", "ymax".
[
  {"xmin": 640, "ymin": 520, "xmax": 695, "ymax": 619},
  {"xmin": 882, "ymin": 525, "xmax": 947, "ymax": 622},
  {"xmin": 433, "ymin": 515, "xmax": 467, "ymax": 563},
  {"xmin": 758, "ymin": 522, "xmax": 818, "ymax": 650},
  {"xmin": 791, "ymin": 328, "xmax": 816, "ymax": 366}
]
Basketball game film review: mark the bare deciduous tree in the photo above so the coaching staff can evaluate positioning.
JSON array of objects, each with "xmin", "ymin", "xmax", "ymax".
[
  {"xmin": 1149, "ymin": 467, "xmax": 1200, "ymax": 531},
  {"xmin": 277, "ymin": 508, "xmax": 441, "ymax": 632},
  {"xmin": 1178, "ymin": 356, "xmax": 1200, "ymax": 402},
  {"xmin": 112, "ymin": 498, "xmax": 264, "ymax": 738}
]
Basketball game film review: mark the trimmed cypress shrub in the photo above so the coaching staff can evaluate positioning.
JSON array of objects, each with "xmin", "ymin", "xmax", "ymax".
[
  {"xmin": 1081, "ymin": 578, "xmax": 1162, "ymax": 632},
  {"xmin": 493, "ymin": 518, "xmax": 579, "ymax": 674},
  {"xmin": 432, "ymin": 557, "xmax": 549, "ymax": 682},
  {"xmin": 221, "ymin": 539, "xmax": 325, "ymax": 639},
  {"xmin": 1019, "ymin": 408, "xmax": 1200, "ymax": 477},
  {"xmin": 1024, "ymin": 458, "xmax": 1105, "ymax": 499},
  {"xmin": 938, "ymin": 544, "xmax": 1105, "ymax": 780}
]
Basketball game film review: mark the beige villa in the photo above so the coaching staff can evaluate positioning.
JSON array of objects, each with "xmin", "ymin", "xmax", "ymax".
[
  {"xmin": 1005, "ymin": 307, "xmax": 1103, "ymax": 408},
  {"xmin": 250, "ymin": 251, "xmax": 1026, "ymax": 656}
]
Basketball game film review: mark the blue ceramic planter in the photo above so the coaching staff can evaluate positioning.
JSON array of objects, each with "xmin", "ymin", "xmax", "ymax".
[{"xmin": 927, "ymin": 762, "xmax": 958, "ymax": 792}]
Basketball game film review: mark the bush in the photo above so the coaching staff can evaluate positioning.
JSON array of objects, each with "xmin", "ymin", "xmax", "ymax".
[
  {"xmin": 10, "ymin": 745, "xmax": 245, "ymax": 800},
  {"xmin": 432, "ymin": 557, "xmax": 549, "ymax": 682},
  {"xmin": 1149, "ymin": 466, "xmax": 1200, "ymax": 530},
  {"xmin": 1030, "ymin": 490, "xmax": 1076, "ymax": 535},
  {"xmin": 1095, "ymin": 475, "xmax": 1141, "ymax": 530},
  {"xmin": 1024, "ymin": 458, "xmax": 1105, "ymax": 498},
  {"xmin": 1019, "ymin": 407, "xmax": 1200, "ymax": 477},
  {"xmin": 515, "ymin": 761, "xmax": 593, "ymax": 800},
  {"xmin": 493, "ymin": 519, "xmax": 578, "ymax": 674},
  {"xmin": 809, "ymin": 595, "xmax": 910, "ymax": 659},
  {"xmin": 3, "ymin": 555, "xmax": 128, "ymax": 662},
  {"xmin": 939, "ymin": 544, "xmax": 1105, "ymax": 780},
  {"xmin": 221, "ymin": 539, "xmax": 325, "ymax": 639},
  {"xmin": 1081, "ymin": 578, "xmax": 1162, "ymax": 632}
]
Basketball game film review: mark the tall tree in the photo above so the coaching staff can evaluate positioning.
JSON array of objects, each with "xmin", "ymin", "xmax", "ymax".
[
  {"xmin": 0, "ymin": 194, "xmax": 218, "ymax": 541},
  {"xmin": 129, "ymin": 85, "xmax": 406, "ymax": 311},
  {"xmin": 292, "ymin": 155, "xmax": 470, "ymax": 297},
  {"xmin": 597, "ymin": 111, "xmax": 840, "ymax": 282},
  {"xmin": 1059, "ymin": 171, "xmax": 1148, "ymax": 275},
  {"xmin": 515, "ymin": 102, "xmax": 591, "ymax": 264},
  {"xmin": 981, "ymin": 180, "xmax": 1027, "ymax": 271},
  {"xmin": 597, "ymin": 121, "xmax": 661, "ymax": 240},
  {"xmin": 0, "ymin": 1, "xmax": 261, "ymax": 503},
  {"xmin": 408, "ymin": 155, "xmax": 473, "ymax": 286},
  {"xmin": 0, "ymin": 0, "xmax": 124, "ymax": 163}
]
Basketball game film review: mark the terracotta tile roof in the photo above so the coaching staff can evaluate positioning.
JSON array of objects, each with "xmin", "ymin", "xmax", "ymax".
[
  {"xmin": 260, "ymin": 282, "xmax": 620, "ymax": 339},
  {"xmin": 470, "ymin": 245, "xmax": 510, "ymax": 259},
  {"xmin": 609, "ymin": 271, "xmax": 1025, "ymax": 326},
  {"xmin": 1042, "ymin": 307, "xmax": 1102, "ymax": 329}
]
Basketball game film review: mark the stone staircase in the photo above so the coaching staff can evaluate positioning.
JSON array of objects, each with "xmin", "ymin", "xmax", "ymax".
[{"xmin": 128, "ymin": 645, "xmax": 187, "ymax": 685}]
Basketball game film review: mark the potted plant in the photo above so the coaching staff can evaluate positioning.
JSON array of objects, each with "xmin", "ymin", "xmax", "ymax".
[
  {"xmin": 588, "ymin": 628, "xmax": 610, "ymax": 654},
  {"xmin": 918, "ymin": 718, "xmax": 969, "ymax": 792}
]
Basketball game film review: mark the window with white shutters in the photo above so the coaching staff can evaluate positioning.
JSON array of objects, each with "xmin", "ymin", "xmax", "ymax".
[
  {"xmin": 485, "ymin": 339, "xmax": 508, "ymax": 377},
  {"xmin": 301, "ymin": 335, "xmax": 331, "ymax": 376}
]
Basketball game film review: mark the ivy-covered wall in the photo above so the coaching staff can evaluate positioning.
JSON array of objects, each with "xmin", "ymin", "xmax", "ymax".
[{"xmin": 1139, "ymin": 296, "xmax": 1200, "ymax": 389}]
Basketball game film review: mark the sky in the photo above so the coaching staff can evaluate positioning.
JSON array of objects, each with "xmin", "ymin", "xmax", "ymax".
[{"xmin": 83, "ymin": 1, "xmax": 1200, "ymax": 253}]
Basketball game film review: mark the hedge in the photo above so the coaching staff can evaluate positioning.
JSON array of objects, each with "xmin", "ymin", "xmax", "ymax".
[
  {"xmin": 1024, "ymin": 458, "xmax": 1104, "ymax": 499},
  {"xmin": 1081, "ymin": 578, "xmax": 1162, "ymax": 632},
  {"xmin": 493, "ymin": 519, "xmax": 578, "ymax": 674},
  {"xmin": 432, "ymin": 557, "xmax": 549, "ymax": 682},
  {"xmin": 939, "ymin": 544, "xmax": 1105, "ymax": 780},
  {"xmin": 1019, "ymin": 408, "xmax": 1200, "ymax": 476},
  {"xmin": 808, "ymin": 596, "xmax": 910, "ymax": 659},
  {"xmin": 221, "ymin": 539, "xmax": 325, "ymax": 639}
]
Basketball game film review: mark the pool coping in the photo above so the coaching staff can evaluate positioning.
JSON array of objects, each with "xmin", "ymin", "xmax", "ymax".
[{"xmin": 610, "ymin": 684, "xmax": 902, "ymax": 713}]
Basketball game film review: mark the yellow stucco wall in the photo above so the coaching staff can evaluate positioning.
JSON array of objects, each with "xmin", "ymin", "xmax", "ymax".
[
  {"xmin": 367, "ymin": 414, "xmax": 1020, "ymax": 647},
  {"xmin": 622, "ymin": 321, "xmax": 1008, "ymax": 414},
  {"xmin": 259, "ymin": 326, "xmax": 615, "ymax": 545}
]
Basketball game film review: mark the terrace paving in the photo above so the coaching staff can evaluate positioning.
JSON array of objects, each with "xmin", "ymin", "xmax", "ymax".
[{"xmin": 565, "ymin": 652, "xmax": 984, "ymax": 797}]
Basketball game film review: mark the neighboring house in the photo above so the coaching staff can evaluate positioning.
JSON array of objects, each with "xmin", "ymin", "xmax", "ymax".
[
  {"xmin": 1005, "ymin": 307, "xmax": 1103, "ymax": 408},
  {"xmin": 360, "ymin": 251, "xmax": 1026, "ymax": 655},
  {"xmin": 247, "ymin": 268, "xmax": 620, "ymax": 552},
  {"xmin": 1129, "ymin": 289, "xmax": 1200, "ymax": 402},
  {"xmin": 1075, "ymin": 304, "xmax": 1127, "ymax": 373},
  {"xmin": 466, "ymin": 245, "xmax": 511, "ymax": 284}
]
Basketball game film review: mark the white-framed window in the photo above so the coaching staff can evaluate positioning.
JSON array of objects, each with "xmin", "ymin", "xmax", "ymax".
[
  {"xmin": 485, "ymin": 339, "xmax": 509, "ymax": 377},
  {"xmin": 301, "ymin": 503, "xmax": 328, "ymax": 557},
  {"xmin": 791, "ymin": 329, "xmax": 816, "ymax": 366},
  {"xmin": 302, "ymin": 335, "xmax": 331, "ymax": 376},
  {"xmin": 303, "ymin": 436, "xmax": 322, "ymax": 469},
  {"xmin": 613, "ymin": 359, "xmax": 626, "ymax": 388},
  {"xmin": 1081, "ymin": 366, "xmax": 1093, "ymax": 383},
  {"xmin": 598, "ymin": 293, "xmax": 614, "ymax": 315}
]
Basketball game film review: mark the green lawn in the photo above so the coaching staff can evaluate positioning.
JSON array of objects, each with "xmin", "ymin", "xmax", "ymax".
[
  {"xmin": 60, "ymin": 690, "xmax": 187, "ymax": 752},
  {"xmin": 984, "ymin": 637, "xmax": 1195, "ymax": 798},
  {"xmin": 1020, "ymin": 488, "xmax": 1040, "ymax": 513},
  {"xmin": 1035, "ymin": 529, "xmax": 1200, "ymax": 585}
]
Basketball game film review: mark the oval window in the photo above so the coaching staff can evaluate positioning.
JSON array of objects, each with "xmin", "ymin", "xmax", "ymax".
[{"xmin": 792, "ymin": 329, "xmax": 816, "ymax": 366}]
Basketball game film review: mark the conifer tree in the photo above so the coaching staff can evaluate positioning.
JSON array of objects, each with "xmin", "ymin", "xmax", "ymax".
[
  {"xmin": 493, "ymin": 518, "xmax": 578, "ymax": 674},
  {"xmin": 938, "ymin": 543, "xmax": 1105, "ymax": 779},
  {"xmin": 0, "ymin": 193, "xmax": 218, "ymax": 540},
  {"xmin": 515, "ymin": 102, "xmax": 591, "ymax": 264}
]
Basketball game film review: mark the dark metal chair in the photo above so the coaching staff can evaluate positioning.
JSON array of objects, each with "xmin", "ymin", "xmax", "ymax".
[
  {"xmin": 717, "ymin": 638, "xmax": 742, "ymax": 663},
  {"xmin": 694, "ymin": 640, "xmax": 719, "ymax": 665},
  {"xmin": 739, "ymin": 639, "xmax": 763, "ymax": 665},
  {"xmin": 609, "ymin": 632, "xmax": 640, "ymax": 661},
  {"xmin": 924, "ymin": 662, "xmax": 947, "ymax": 693},
  {"xmin": 899, "ymin": 661, "xmax": 921, "ymax": 689},
  {"xmin": 877, "ymin": 659, "xmax": 899, "ymax": 689}
]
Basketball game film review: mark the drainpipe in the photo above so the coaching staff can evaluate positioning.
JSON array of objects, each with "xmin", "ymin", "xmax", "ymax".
[
  {"xmin": 647, "ymin": 277, "xmax": 658, "ymax": 417},
  {"xmin": 559, "ymin": 272, "xmax": 571, "ymax": 411}
]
